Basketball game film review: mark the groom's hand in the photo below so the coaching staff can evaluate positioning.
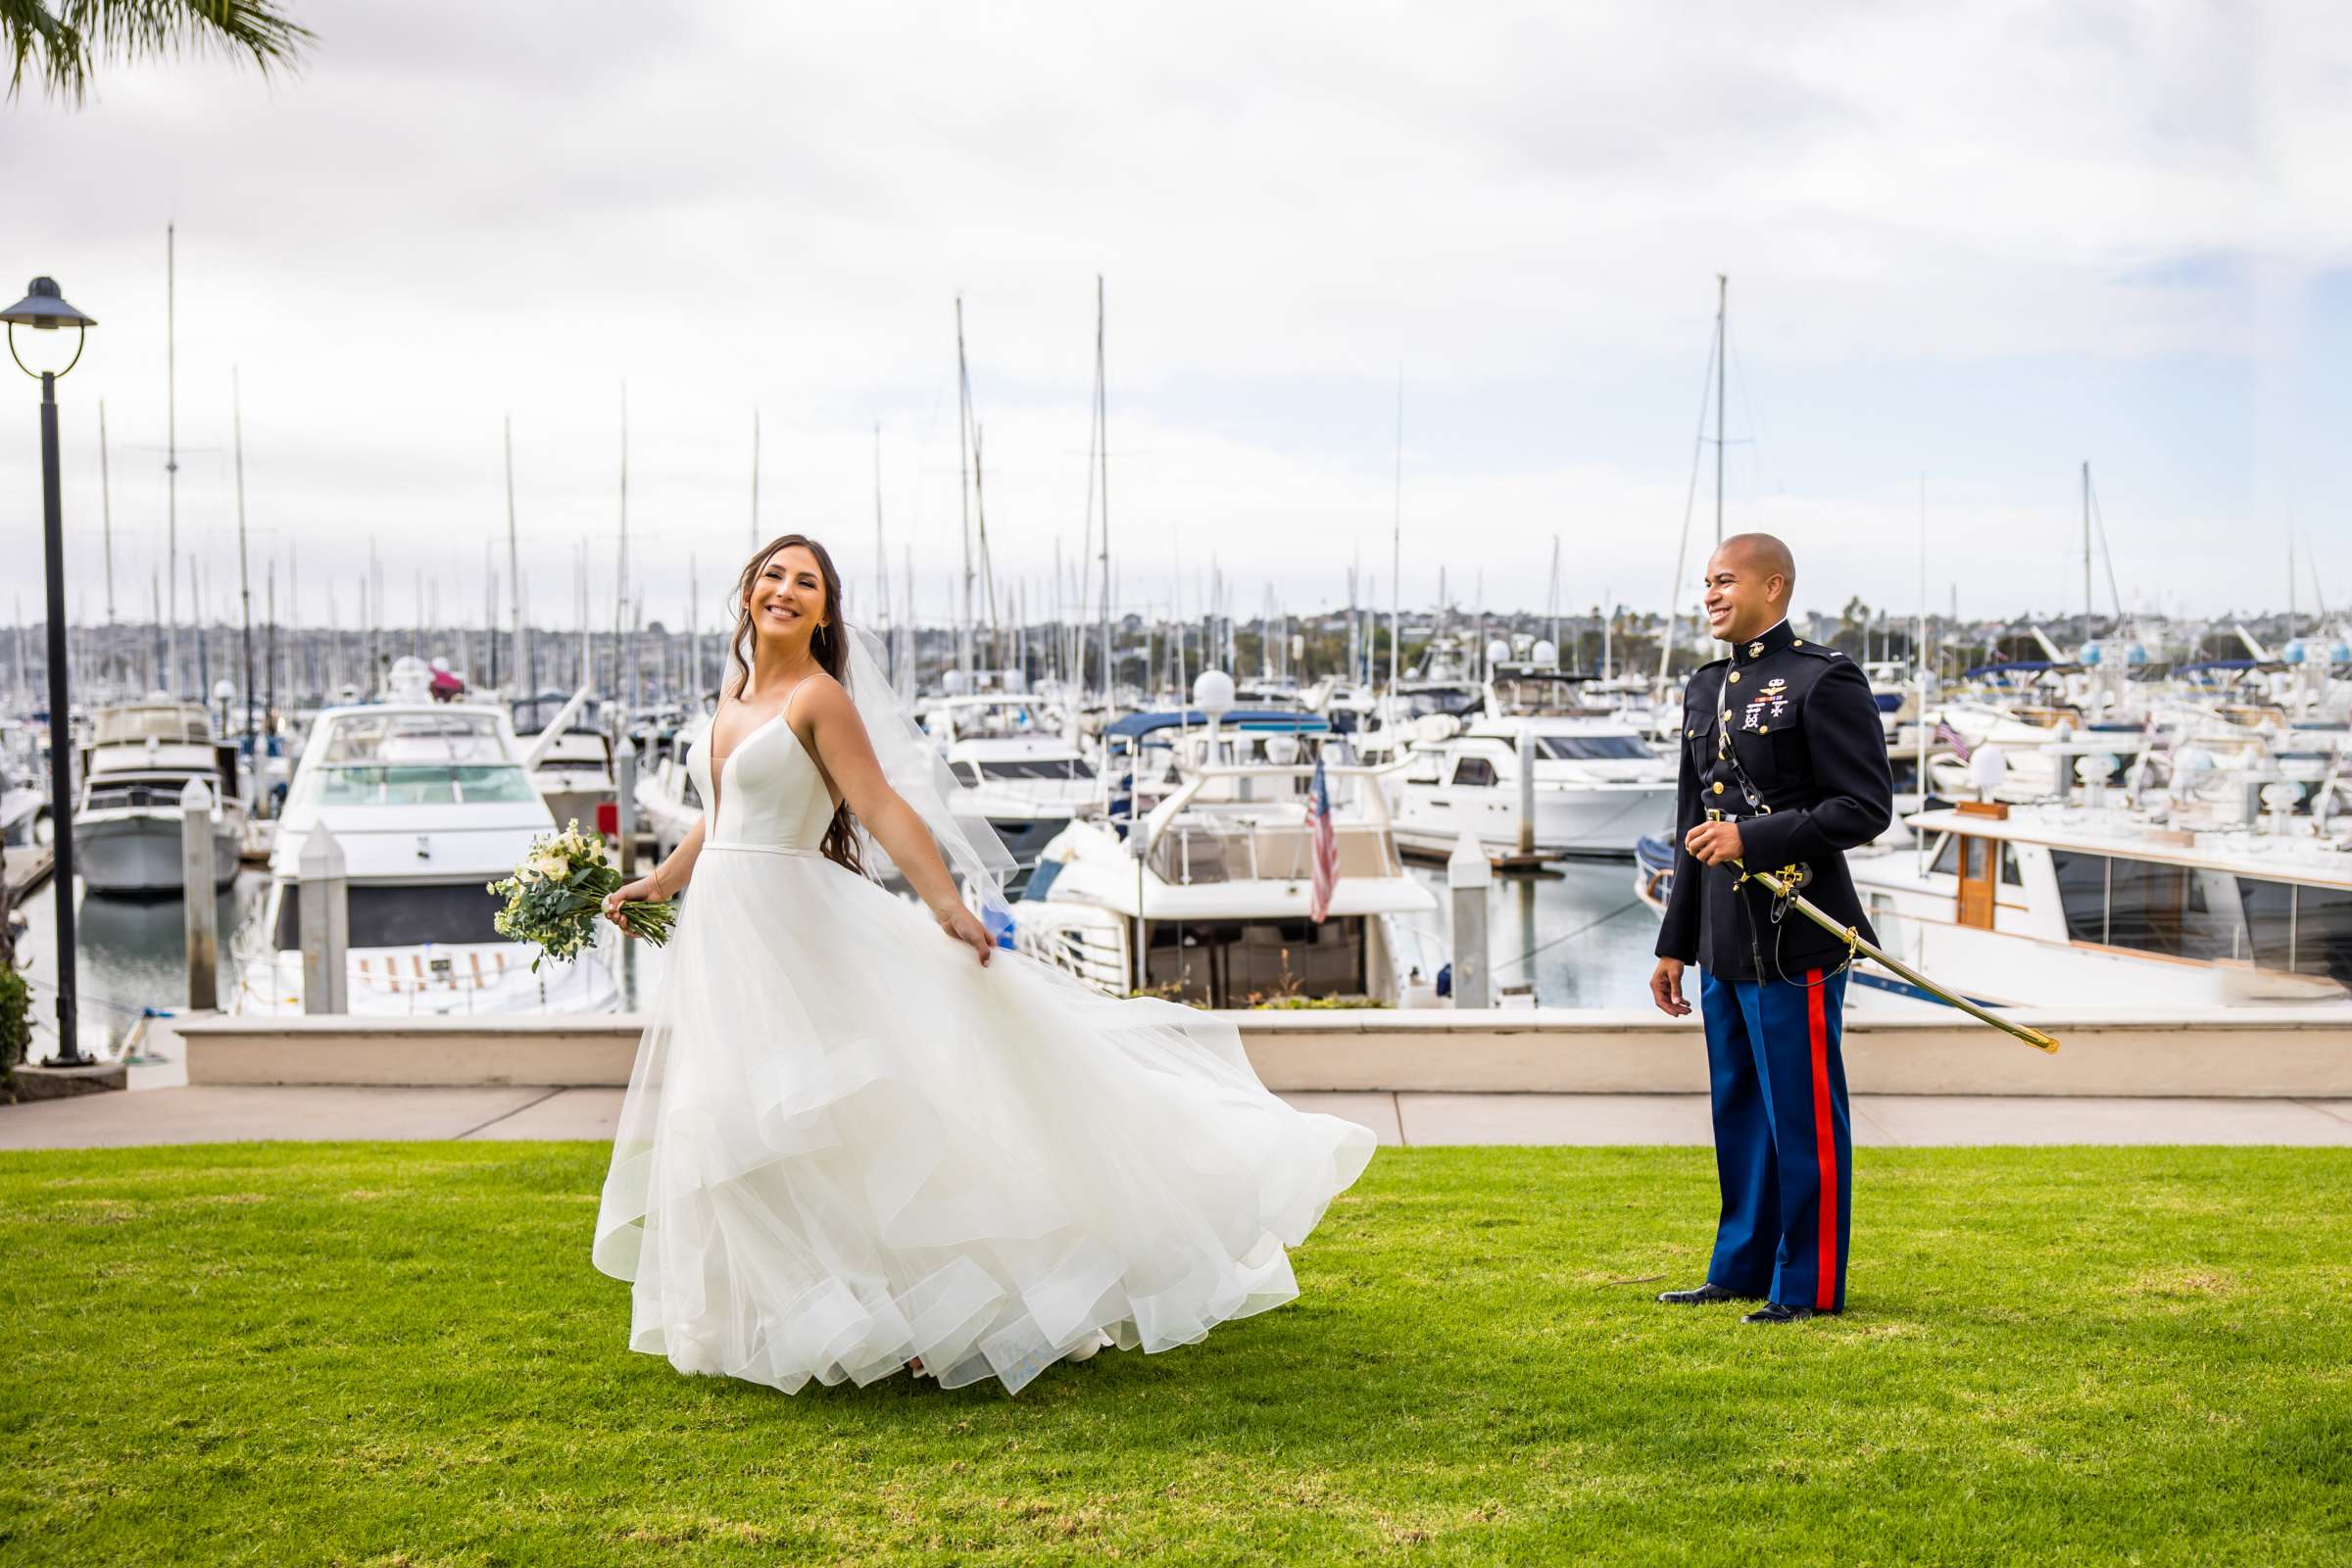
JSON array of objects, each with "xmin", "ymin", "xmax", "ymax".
[
  {"xmin": 1684, "ymin": 819, "xmax": 1743, "ymax": 865},
  {"xmin": 1649, "ymin": 958, "xmax": 1691, "ymax": 1017}
]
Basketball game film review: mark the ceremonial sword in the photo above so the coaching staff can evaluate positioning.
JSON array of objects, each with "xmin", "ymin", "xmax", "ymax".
[{"xmin": 1704, "ymin": 808, "xmax": 2061, "ymax": 1054}]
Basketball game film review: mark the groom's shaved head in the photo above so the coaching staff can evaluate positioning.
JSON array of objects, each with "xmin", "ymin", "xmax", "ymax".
[{"xmin": 1715, "ymin": 532, "xmax": 1795, "ymax": 601}]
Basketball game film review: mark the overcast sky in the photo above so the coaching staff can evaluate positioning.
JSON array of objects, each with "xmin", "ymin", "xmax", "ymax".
[{"xmin": 6, "ymin": 0, "xmax": 2349, "ymax": 645}]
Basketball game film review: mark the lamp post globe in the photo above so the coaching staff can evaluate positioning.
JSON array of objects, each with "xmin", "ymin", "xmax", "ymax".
[{"xmin": 5, "ymin": 276, "xmax": 98, "ymax": 1067}]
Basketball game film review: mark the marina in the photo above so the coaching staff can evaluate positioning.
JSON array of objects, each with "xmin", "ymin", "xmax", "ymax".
[{"xmin": 9, "ymin": 8, "xmax": 2352, "ymax": 1563}]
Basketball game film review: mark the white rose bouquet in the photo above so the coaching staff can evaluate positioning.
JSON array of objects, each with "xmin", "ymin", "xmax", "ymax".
[{"xmin": 488, "ymin": 821, "xmax": 676, "ymax": 969}]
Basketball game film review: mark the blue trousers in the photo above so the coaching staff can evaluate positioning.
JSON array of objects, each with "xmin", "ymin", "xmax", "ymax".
[{"xmin": 1699, "ymin": 967, "xmax": 1852, "ymax": 1312}]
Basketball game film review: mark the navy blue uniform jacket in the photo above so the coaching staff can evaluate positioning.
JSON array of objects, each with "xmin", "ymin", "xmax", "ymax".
[{"xmin": 1653, "ymin": 619, "xmax": 1895, "ymax": 982}]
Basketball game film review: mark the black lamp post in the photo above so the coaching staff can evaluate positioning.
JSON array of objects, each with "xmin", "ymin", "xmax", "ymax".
[{"xmin": 4, "ymin": 276, "xmax": 98, "ymax": 1066}]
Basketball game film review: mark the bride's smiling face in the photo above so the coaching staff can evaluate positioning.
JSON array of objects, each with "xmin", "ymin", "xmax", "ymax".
[{"xmin": 747, "ymin": 545, "xmax": 827, "ymax": 651}]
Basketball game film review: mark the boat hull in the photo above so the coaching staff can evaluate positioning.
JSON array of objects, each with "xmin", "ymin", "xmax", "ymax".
[
  {"xmin": 74, "ymin": 809, "xmax": 242, "ymax": 894},
  {"xmin": 1391, "ymin": 782, "xmax": 1676, "ymax": 859}
]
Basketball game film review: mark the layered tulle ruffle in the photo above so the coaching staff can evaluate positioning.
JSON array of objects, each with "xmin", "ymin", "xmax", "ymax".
[{"xmin": 592, "ymin": 847, "xmax": 1374, "ymax": 1396}]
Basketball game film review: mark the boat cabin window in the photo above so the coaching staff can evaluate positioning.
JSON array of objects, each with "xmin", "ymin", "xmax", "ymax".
[
  {"xmin": 274, "ymin": 883, "xmax": 504, "ymax": 950},
  {"xmin": 1928, "ymin": 833, "xmax": 2022, "ymax": 886},
  {"xmin": 1533, "ymin": 735, "xmax": 1652, "ymax": 761},
  {"xmin": 2233, "ymin": 879, "xmax": 2352, "ymax": 986},
  {"xmin": 1141, "ymin": 916, "xmax": 1366, "ymax": 1006},
  {"xmin": 1491, "ymin": 675, "xmax": 1584, "ymax": 714},
  {"xmin": 2048, "ymin": 850, "xmax": 2286, "ymax": 968},
  {"xmin": 954, "ymin": 758, "xmax": 1096, "ymax": 784},
  {"xmin": 1450, "ymin": 757, "xmax": 1499, "ymax": 789},
  {"xmin": 94, "ymin": 708, "xmax": 211, "ymax": 745},
  {"xmin": 296, "ymin": 712, "xmax": 538, "ymax": 808},
  {"xmin": 1404, "ymin": 689, "xmax": 1481, "ymax": 718}
]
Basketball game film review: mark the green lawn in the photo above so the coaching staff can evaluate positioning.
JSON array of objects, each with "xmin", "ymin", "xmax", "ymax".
[{"xmin": 2, "ymin": 1144, "xmax": 2345, "ymax": 1566}]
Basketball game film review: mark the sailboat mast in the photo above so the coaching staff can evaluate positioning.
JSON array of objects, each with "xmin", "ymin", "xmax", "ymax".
[
  {"xmin": 233, "ymin": 368, "xmax": 256, "ymax": 743},
  {"xmin": 98, "ymin": 399, "xmax": 115, "ymax": 627},
  {"xmin": 505, "ymin": 416, "xmax": 523, "ymax": 697},
  {"xmin": 616, "ymin": 384, "xmax": 630, "ymax": 707},
  {"xmin": 1390, "ymin": 368, "xmax": 1402, "ymax": 692},
  {"xmin": 1714, "ymin": 273, "xmax": 1727, "ymax": 546},
  {"xmin": 1096, "ymin": 275, "xmax": 1112, "ymax": 708},
  {"xmin": 872, "ymin": 421, "xmax": 888, "ymax": 654},
  {"xmin": 1547, "ymin": 534, "xmax": 1561, "ymax": 662},
  {"xmin": 166, "ymin": 221, "xmax": 180, "ymax": 695},
  {"xmin": 2082, "ymin": 460, "xmax": 2092, "ymax": 639},
  {"xmin": 750, "ymin": 407, "xmax": 760, "ymax": 551},
  {"xmin": 955, "ymin": 298, "xmax": 974, "ymax": 688},
  {"xmin": 1917, "ymin": 472, "xmax": 1929, "ymax": 681}
]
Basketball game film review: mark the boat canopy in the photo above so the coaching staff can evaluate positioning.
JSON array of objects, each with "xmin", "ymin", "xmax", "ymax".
[{"xmin": 1102, "ymin": 709, "xmax": 1329, "ymax": 741}]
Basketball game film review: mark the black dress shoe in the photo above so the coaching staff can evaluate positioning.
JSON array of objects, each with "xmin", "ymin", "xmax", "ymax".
[
  {"xmin": 1740, "ymin": 1302, "xmax": 1817, "ymax": 1325},
  {"xmin": 1656, "ymin": 1282, "xmax": 1749, "ymax": 1305}
]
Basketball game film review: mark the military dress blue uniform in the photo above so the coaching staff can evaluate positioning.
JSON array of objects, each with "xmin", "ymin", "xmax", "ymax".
[{"xmin": 1655, "ymin": 618, "xmax": 1894, "ymax": 1314}]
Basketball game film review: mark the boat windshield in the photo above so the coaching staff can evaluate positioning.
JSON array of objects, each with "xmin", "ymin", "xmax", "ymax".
[
  {"xmin": 301, "ymin": 712, "xmax": 539, "ymax": 807},
  {"xmin": 1535, "ymin": 734, "xmax": 1652, "ymax": 761},
  {"xmin": 1404, "ymin": 688, "xmax": 1481, "ymax": 717},
  {"xmin": 1493, "ymin": 676, "xmax": 1592, "ymax": 714},
  {"xmin": 94, "ymin": 708, "xmax": 210, "ymax": 745},
  {"xmin": 958, "ymin": 758, "xmax": 1097, "ymax": 783}
]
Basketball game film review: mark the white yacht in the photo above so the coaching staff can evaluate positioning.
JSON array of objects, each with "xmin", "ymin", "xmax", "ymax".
[
  {"xmin": 1847, "ymin": 798, "xmax": 2350, "ymax": 1011},
  {"xmin": 73, "ymin": 702, "xmax": 245, "ymax": 894},
  {"xmin": 635, "ymin": 711, "xmax": 708, "ymax": 862},
  {"xmin": 1350, "ymin": 633, "xmax": 1486, "ymax": 760},
  {"xmin": 512, "ymin": 685, "xmax": 617, "ymax": 837},
  {"xmin": 1384, "ymin": 644, "xmax": 1677, "ymax": 858},
  {"xmin": 236, "ymin": 668, "xmax": 619, "ymax": 1016},
  {"xmin": 1010, "ymin": 703, "xmax": 1437, "ymax": 1005},
  {"xmin": 920, "ymin": 693, "xmax": 1097, "ymax": 871}
]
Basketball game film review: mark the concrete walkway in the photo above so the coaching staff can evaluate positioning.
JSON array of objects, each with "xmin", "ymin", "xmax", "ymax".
[{"xmin": 4, "ymin": 1084, "xmax": 2350, "ymax": 1152}]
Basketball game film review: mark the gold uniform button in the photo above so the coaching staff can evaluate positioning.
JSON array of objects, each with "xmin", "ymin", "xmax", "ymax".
[
  {"xmin": 1686, "ymin": 728, "xmax": 1693, "ymax": 737},
  {"xmin": 1712, "ymin": 781, "xmax": 1725, "ymax": 795},
  {"xmin": 1758, "ymin": 724, "xmax": 1769, "ymax": 734},
  {"xmin": 1728, "ymin": 671, "xmax": 1740, "ymax": 684},
  {"xmin": 1793, "ymin": 639, "xmax": 1804, "ymax": 647}
]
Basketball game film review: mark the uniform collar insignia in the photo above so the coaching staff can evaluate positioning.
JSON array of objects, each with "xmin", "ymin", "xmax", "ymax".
[{"xmin": 1732, "ymin": 619, "xmax": 1796, "ymax": 665}]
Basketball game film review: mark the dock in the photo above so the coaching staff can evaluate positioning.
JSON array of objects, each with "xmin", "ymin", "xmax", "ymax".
[{"xmin": 3, "ymin": 845, "xmax": 54, "ymax": 901}]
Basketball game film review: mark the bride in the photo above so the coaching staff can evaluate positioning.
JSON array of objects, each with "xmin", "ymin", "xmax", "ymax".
[{"xmin": 590, "ymin": 533, "xmax": 1374, "ymax": 1396}]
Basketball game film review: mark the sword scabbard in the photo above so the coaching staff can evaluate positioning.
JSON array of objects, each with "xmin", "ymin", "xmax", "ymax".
[{"xmin": 1737, "ymin": 859, "xmax": 2060, "ymax": 1054}]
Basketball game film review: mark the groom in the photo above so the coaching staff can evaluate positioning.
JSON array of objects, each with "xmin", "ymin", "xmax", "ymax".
[{"xmin": 1647, "ymin": 532, "xmax": 1893, "ymax": 1324}]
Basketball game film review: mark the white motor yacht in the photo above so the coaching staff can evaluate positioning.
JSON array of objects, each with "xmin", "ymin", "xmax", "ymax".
[
  {"xmin": 1846, "ymin": 798, "xmax": 2350, "ymax": 1011},
  {"xmin": 920, "ymin": 693, "xmax": 1097, "ymax": 871},
  {"xmin": 236, "ymin": 669, "xmax": 619, "ymax": 1016},
  {"xmin": 1011, "ymin": 704, "xmax": 1437, "ymax": 1005},
  {"xmin": 635, "ymin": 712, "xmax": 708, "ymax": 862},
  {"xmin": 1385, "ymin": 648, "xmax": 1676, "ymax": 858},
  {"xmin": 513, "ymin": 685, "xmax": 617, "ymax": 837},
  {"xmin": 73, "ymin": 702, "xmax": 245, "ymax": 894}
]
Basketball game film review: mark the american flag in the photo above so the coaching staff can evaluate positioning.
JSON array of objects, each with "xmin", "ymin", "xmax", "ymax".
[
  {"xmin": 1933, "ymin": 718, "xmax": 1973, "ymax": 761},
  {"xmin": 1307, "ymin": 751, "xmax": 1340, "ymax": 924}
]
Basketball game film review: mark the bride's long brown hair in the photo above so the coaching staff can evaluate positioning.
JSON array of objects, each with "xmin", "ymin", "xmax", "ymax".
[{"xmin": 728, "ymin": 532, "xmax": 863, "ymax": 877}]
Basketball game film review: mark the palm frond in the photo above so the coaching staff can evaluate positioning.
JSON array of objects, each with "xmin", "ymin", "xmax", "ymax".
[{"xmin": 6, "ymin": 0, "xmax": 315, "ymax": 106}]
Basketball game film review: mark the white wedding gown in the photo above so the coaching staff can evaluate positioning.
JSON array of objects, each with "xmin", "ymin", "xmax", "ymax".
[{"xmin": 592, "ymin": 710, "xmax": 1375, "ymax": 1396}]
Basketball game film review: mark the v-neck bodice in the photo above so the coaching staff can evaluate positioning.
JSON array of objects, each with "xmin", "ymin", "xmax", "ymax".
[{"xmin": 689, "ymin": 712, "xmax": 839, "ymax": 853}]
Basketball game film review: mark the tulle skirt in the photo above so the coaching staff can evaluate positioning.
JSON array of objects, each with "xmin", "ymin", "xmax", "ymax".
[{"xmin": 591, "ymin": 846, "xmax": 1375, "ymax": 1396}]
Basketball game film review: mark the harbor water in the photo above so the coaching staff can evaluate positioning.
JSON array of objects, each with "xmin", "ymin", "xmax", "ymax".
[{"xmin": 10, "ymin": 858, "xmax": 1664, "ymax": 1058}]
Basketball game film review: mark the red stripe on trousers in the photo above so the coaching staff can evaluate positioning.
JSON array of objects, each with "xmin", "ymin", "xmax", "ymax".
[{"xmin": 1806, "ymin": 969, "xmax": 1837, "ymax": 1310}]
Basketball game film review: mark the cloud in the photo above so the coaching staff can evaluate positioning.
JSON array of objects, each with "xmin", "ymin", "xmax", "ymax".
[{"xmin": 3, "ymin": 0, "xmax": 2348, "ymax": 656}]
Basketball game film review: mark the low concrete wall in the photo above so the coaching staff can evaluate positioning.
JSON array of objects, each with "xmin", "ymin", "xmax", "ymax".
[{"xmin": 177, "ymin": 1007, "xmax": 2352, "ymax": 1098}]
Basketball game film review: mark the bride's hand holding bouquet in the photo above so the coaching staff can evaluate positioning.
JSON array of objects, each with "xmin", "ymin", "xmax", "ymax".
[{"xmin": 487, "ymin": 821, "xmax": 677, "ymax": 968}]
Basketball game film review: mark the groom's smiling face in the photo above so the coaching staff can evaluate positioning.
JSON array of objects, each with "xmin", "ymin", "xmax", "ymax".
[{"xmin": 750, "ymin": 546, "xmax": 827, "ymax": 642}]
